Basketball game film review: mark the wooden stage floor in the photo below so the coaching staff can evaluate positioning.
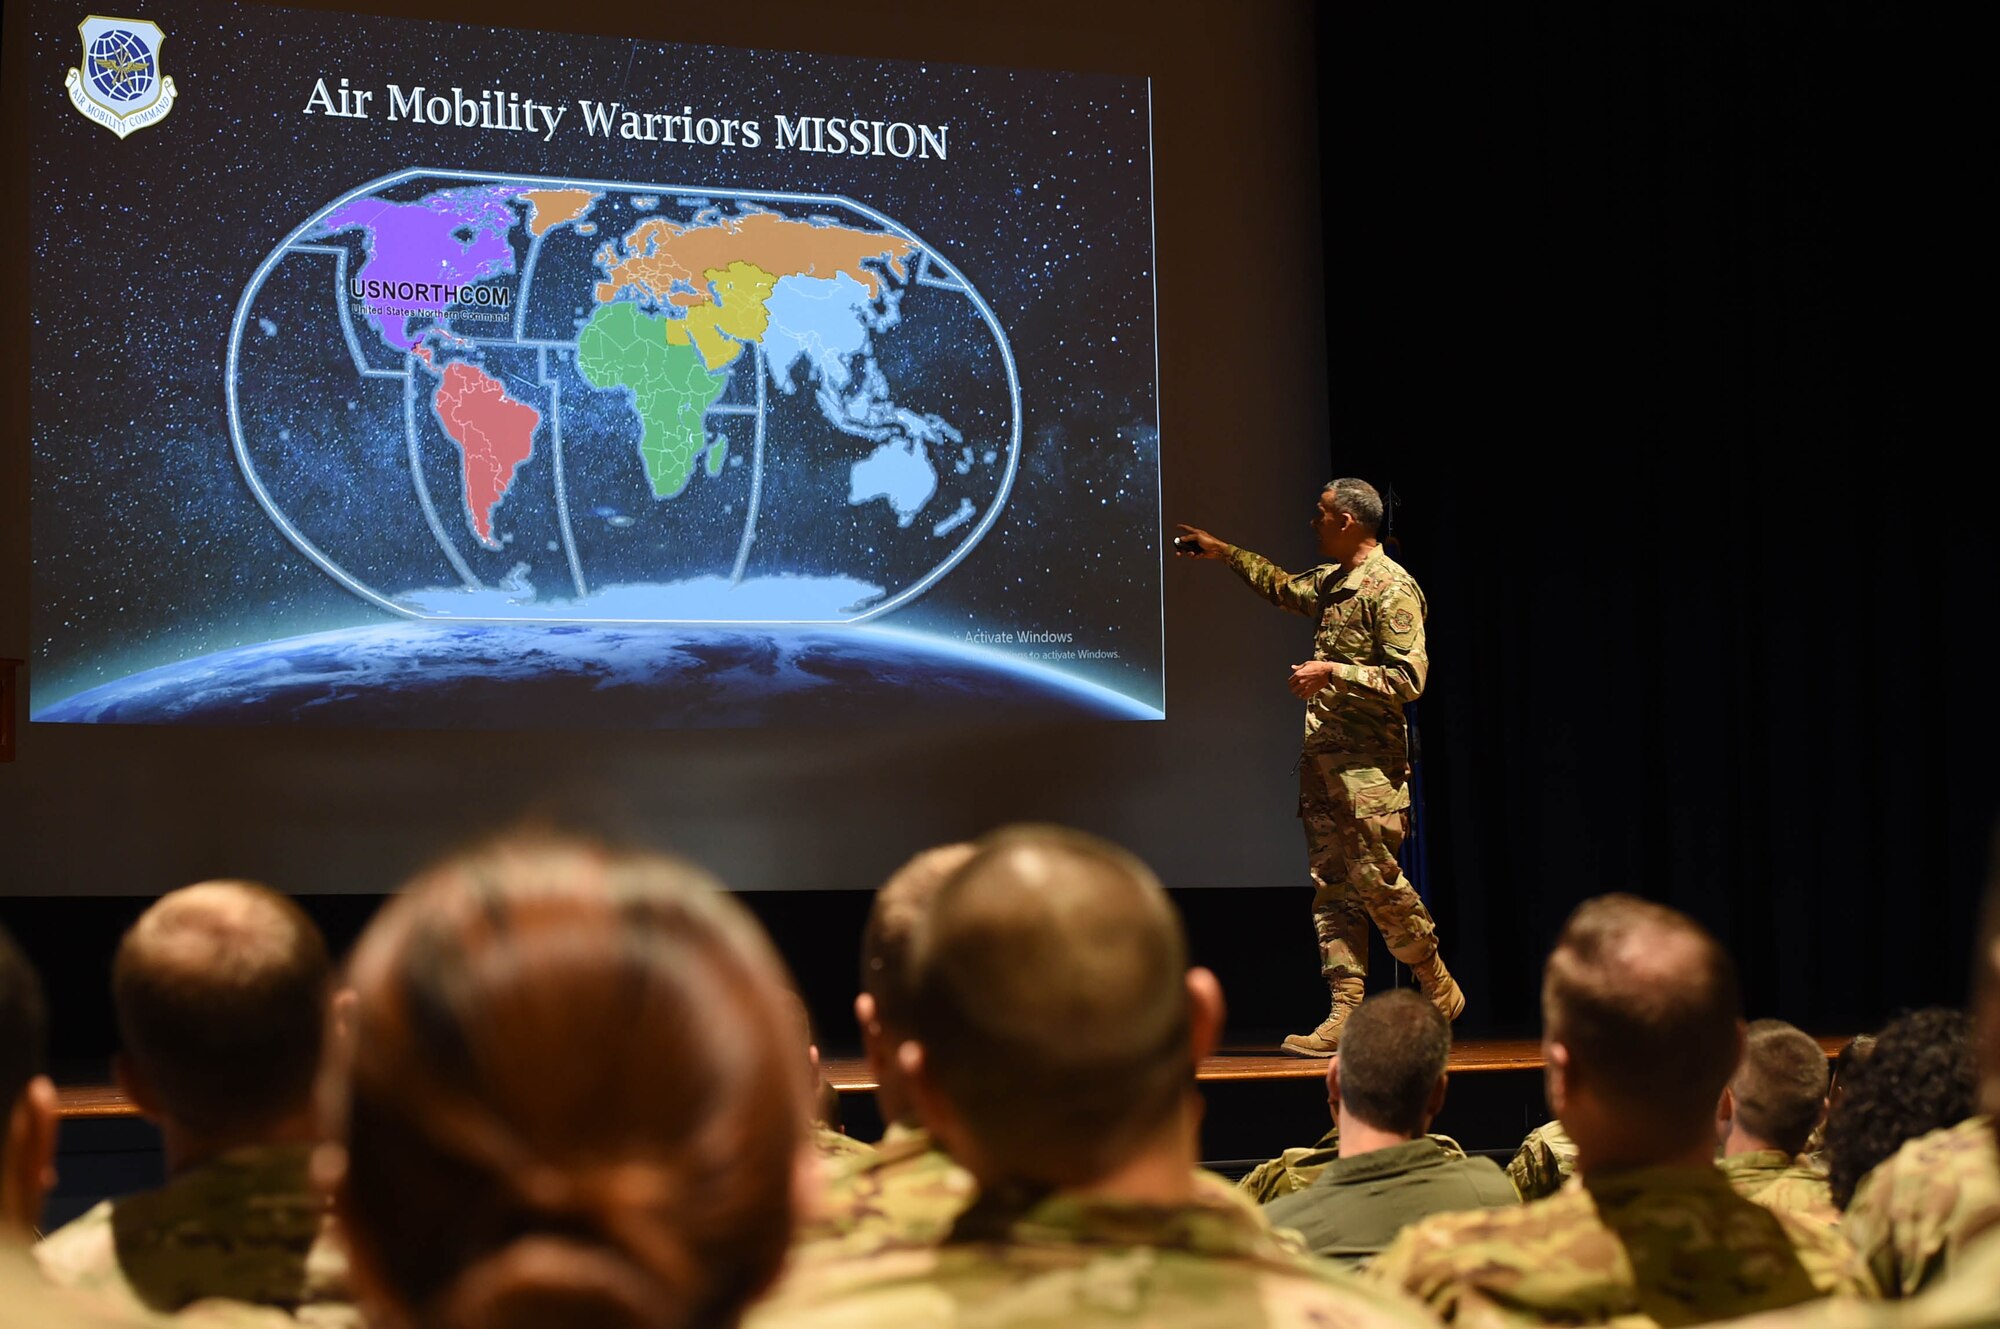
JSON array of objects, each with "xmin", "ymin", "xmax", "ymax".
[
  {"xmin": 55, "ymin": 1038, "xmax": 1551, "ymax": 1119},
  {"xmin": 55, "ymin": 1036, "xmax": 1845, "ymax": 1119}
]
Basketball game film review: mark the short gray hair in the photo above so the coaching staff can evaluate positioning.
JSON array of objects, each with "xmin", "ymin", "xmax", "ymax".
[{"xmin": 1325, "ymin": 478, "xmax": 1384, "ymax": 534}]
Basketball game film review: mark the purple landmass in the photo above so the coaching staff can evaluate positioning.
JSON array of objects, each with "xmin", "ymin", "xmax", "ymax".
[{"xmin": 314, "ymin": 185, "xmax": 521, "ymax": 351}]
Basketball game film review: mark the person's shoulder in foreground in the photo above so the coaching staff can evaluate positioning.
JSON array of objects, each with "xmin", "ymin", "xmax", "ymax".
[
  {"xmin": 1372, "ymin": 1163, "xmax": 1871, "ymax": 1325},
  {"xmin": 1716, "ymin": 1206, "xmax": 2000, "ymax": 1329},
  {"xmin": 1843, "ymin": 1115, "xmax": 2000, "ymax": 1298},
  {"xmin": 754, "ymin": 1187, "xmax": 1437, "ymax": 1329}
]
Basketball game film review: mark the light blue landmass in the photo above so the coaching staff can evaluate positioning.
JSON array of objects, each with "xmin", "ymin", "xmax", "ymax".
[{"xmin": 762, "ymin": 273, "xmax": 872, "ymax": 392}]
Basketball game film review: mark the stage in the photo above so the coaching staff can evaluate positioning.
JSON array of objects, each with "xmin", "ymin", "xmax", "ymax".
[{"xmin": 54, "ymin": 1037, "xmax": 1845, "ymax": 1119}]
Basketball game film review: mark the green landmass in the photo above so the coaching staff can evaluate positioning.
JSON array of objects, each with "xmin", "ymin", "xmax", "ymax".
[
  {"xmin": 705, "ymin": 439, "xmax": 729, "ymax": 477},
  {"xmin": 575, "ymin": 301, "xmax": 731, "ymax": 498}
]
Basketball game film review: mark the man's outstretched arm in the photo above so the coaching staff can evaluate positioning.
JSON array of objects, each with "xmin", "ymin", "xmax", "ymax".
[{"xmin": 1174, "ymin": 524, "xmax": 1321, "ymax": 618}]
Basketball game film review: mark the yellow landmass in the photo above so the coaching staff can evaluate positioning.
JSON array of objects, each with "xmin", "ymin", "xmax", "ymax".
[{"xmin": 661, "ymin": 261, "xmax": 779, "ymax": 370}]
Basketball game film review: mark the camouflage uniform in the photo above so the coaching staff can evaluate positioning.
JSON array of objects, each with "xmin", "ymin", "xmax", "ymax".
[
  {"xmin": 34, "ymin": 1143, "xmax": 357, "ymax": 1325},
  {"xmin": 1719, "ymin": 1221, "xmax": 2000, "ymax": 1329},
  {"xmin": 793, "ymin": 1123, "xmax": 977, "ymax": 1264},
  {"xmin": 1224, "ymin": 544, "xmax": 1438, "ymax": 982},
  {"xmin": 1842, "ymin": 1116, "xmax": 2000, "ymax": 1298},
  {"xmin": 749, "ymin": 1186, "xmax": 1439, "ymax": 1329},
  {"xmin": 1721, "ymin": 1149, "xmax": 1841, "ymax": 1227},
  {"xmin": 812, "ymin": 1124, "xmax": 882, "ymax": 1181},
  {"xmin": 1240, "ymin": 1126, "xmax": 1346, "ymax": 1204},
  {"xmin": 1369, "ymin": 1162, "xmax": 1876, "ymax": 1328},
  {"xmin": 1505, "ymin": 1121, "xmax": 1579, "ymax": 1202},
  {"xmin": 0, "ymin": 1240, "xmax": 167, "ymax": 1329}
]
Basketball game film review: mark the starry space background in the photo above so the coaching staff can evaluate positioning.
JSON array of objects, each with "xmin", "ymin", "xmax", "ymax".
[{"xmin": 27, "ymin": 0, "xmax": 1162, "ymax": 714}]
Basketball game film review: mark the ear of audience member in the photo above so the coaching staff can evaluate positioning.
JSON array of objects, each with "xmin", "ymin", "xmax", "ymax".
[
  {"xmin": 856, "ymin": 843, "xmax": 976, "ymax": 1129},
  {"xmin": 0, "ymin": 922, "xmax": 57, "ymax": 1238},
  {"xmin": 324, "ymin": 834, "xmax": 808, "ymax": 1329},
  {"xmin": 1369, "ymin": 895, "xmax": 1874, "ymax": 1327},
  {"xmin": 34, "ymin": 882, "xmax": 353, "ymax": 1321},
  {"xmin": 1824, "ymin": 1008, "xmax": 1977, "ymax": 1211}
]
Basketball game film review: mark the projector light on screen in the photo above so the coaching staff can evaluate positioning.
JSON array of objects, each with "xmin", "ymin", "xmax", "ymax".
[{"xmin": 27, "ymin": 0, "xmax": 1163, "ymax": 731}]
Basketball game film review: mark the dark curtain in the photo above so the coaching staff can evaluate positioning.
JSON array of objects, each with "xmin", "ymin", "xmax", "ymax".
[{"xmin": 1320, "ymin": 3, "xmax": 1994, "ymax": 1034}]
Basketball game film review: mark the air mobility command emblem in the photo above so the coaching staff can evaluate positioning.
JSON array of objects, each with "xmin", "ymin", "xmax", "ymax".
[{"xmin": 66, "ymin": 16, "xmax": 178, "ymax": 139}]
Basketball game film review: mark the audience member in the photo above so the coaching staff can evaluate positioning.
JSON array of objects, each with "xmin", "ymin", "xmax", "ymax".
[
  {"xmin": 791, "ymin": 995, "xmax": 877, "ymax": 1175},
  {"xmin": 792, "ymin": 843, "xmax": 977, "ymax": 1262},
  {"xmin": 1371, "ymin": 894, "xmax": 1874, "ymax": 1326},
  {"xmin": 1804, "ymin": 1035, "xmax": 1876, "ymax": 1173},
  {"xmin": 751, "ymin": 825, "xmax": 1433, "ymax": 1328},
  {"xmin": 1717, "ymin": 1020, "xmax": 1838, "ymax": 1224},
  {"xmin": 2, "ymin": 924, "xmax": 213, "ymax": 1328},
  {"xmin": 35, "ymin": 882, "xmax": 356, "ymax": 1324},
  {"xmin": 321, "ymin": 834, "xmax": 807, "ymax": 1329},
  {"xmin": 1826, "ymin": 1009, "xmax": 1978, "ymax": 1211},
  {"xmin": 1262, "ymin": 989, "xmax": 1517, "ymax": 1264},
  {"xmin": 1505, "ymin": 1120, "xmax": 1578, "ymax": 1201}
]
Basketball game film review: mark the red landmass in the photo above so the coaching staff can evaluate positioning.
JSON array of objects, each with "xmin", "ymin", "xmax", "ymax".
[{"xmin": 434, "ymin": 362, "xmax": 541, "ymax": 546}]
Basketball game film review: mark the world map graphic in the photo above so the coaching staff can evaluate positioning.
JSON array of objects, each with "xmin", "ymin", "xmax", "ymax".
[{"xmin": 228, "ymin": 169, "xmax": 1020, "ymax": 625}]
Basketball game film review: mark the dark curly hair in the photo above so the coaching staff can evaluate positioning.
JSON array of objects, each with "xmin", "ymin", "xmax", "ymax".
[{"xmin": 1825, "ymin": 1008, "xmax": 1977, "ymax": 1209}]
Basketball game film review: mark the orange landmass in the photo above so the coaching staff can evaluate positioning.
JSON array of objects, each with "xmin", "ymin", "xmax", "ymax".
[
  {"xmin": 593, "ymin": 212, "xmax": 914, "ymax": 306},
  {"xmin": 519, "ymin": 189, "xmax": 601, "ymax": 237}
]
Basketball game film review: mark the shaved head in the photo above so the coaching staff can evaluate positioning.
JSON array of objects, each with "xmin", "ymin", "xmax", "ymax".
[
  {"xmin": 1543, "ymin": 895, "xmax": 1742, "ymax": 1144},
  {"xmin": 862, "ymin": 843, "xmax": 977, "ymax": 1035},
  {"xmin": 909, "ymin": 826, "xmax": 1193, "ymax": 1186},
  {"xmin": 1730, "ymin": 1020, "xmax": 1830, "ymax": 1157},
  {"xmin": 115, "ymin": 881, "xmax": 331, "ymax": 1136}
]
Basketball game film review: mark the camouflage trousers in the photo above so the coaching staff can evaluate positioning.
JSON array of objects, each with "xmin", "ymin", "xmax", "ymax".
[{"xmin": 1299, "ymin": 754, "xmax": 1437, "ymax": 978}]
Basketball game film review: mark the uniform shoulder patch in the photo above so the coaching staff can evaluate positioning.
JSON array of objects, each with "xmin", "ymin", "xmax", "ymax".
[{"xmin": 1389, "ymin": 607, "xmax": 1416, "ymax": 635}]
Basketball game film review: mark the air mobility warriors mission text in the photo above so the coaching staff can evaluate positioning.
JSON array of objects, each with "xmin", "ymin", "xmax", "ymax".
[{"xmin": 301, "ymin": 79, "xmax": 949, "ymax": 158}]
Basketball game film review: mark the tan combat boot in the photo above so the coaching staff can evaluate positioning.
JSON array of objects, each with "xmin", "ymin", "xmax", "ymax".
[
  {"xmin": 1280, "ymin": 975, "xmax": 1365, "ymax": 1057},
  {"xmin": 1403, "ymin": 948, "xmax": 1466, "ymax": 1022}
]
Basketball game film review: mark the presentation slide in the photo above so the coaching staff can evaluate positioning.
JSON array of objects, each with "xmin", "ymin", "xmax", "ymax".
[{"xmin": 27, "ymin": 1, "xmax": 1162, "ymax": 729}]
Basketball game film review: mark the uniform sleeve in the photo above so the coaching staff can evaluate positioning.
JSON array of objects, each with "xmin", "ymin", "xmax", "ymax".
[
  {"xmin": 1222, "ymin": 545, "xmax": 1322, "ymax": 618},
  {"xmin": 1366, "ymin": 1221, "xmax": 1457, "ymax": 1317},
  {"xmin": 1328, "ymin": 581, "xmax": 1427, "ymax": 703},
  {"xmin": 1839, "ymin": 1164, "xmax": 1904, "ymax": 1295}
]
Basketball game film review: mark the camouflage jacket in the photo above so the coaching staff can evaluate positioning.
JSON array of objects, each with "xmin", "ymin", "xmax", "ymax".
[
  {"xmin": 34, "ymin": 1143, "xmax": 357, "ymax": 1325},
  {"xmin": 1, "ymin": 1239, "xmax": 168, "ymax": 1329},
  {"xmin": 1506, "ymin": 1121, "xmax": 1579, "ymax": 1203},
  {"xmin": 812, "ymin": 1124, "xmax": 882, "ymax": 1180},
  {"xmin": 1842, "ymin": 1116, "xmax": 2000, "ymax": 1298},
  {"xmin": 749, "ymin": 1185, "xmax": 1439, "ymax": 1329},
  {"xmin": 1721, "ymin": 1150, "xmax": 1840, "ymax": 1227},
  {"xmin": 1224, "ymin": 543, "xmax": 1427, "ymax": 767},
  {"xmin": 792, "ymin": 1123, "xmax": 976, "ymax": 1265},
  {"xmin": 1704, "ymin": 1219, "xmax": 2000, "ymax": 1329},
  {"xmin": 1370, "ymin": 1162, "xmax": 1875, "ymax": 1328},
  {"xmin": 1239, "ymin": 1126, "xmax": 1474, "ymax": 1206}
]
